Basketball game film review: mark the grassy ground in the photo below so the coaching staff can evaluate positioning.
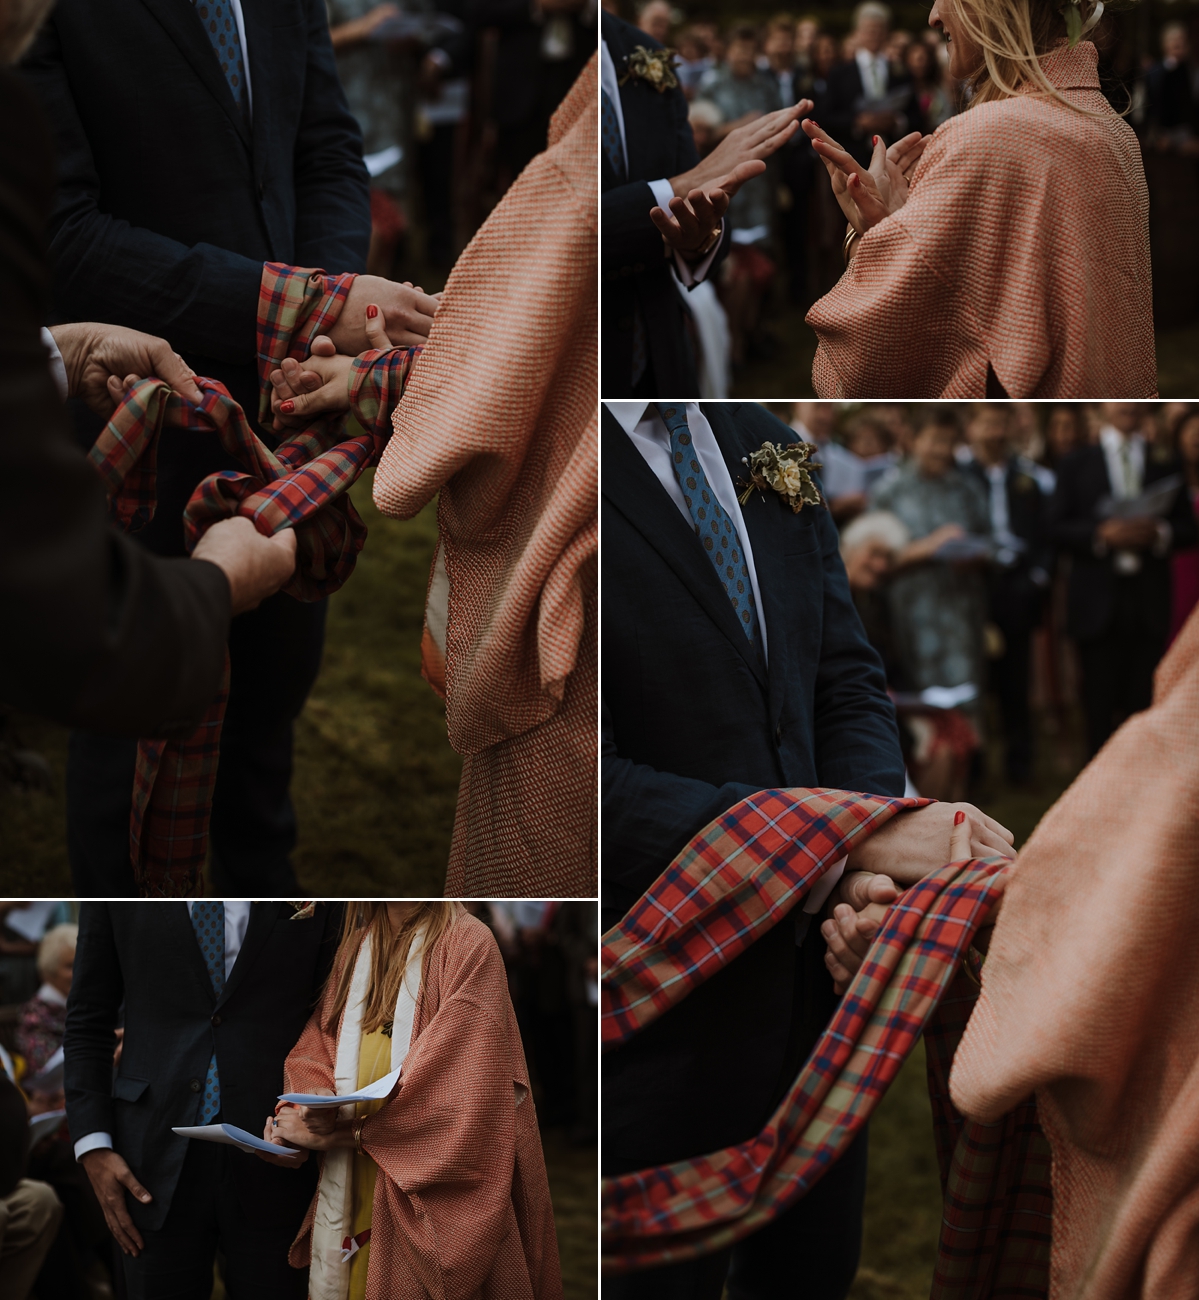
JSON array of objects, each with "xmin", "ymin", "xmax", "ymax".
[
  {"xmin": 729, "ymin": 301, "xmax": 1199, "ymax": 399},
  {"xmin": 0, "ymin": 474, "xmax": 462, "ymax": 896}
]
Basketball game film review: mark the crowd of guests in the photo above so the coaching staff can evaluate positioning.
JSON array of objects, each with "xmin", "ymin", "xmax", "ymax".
[
  {"xmin": 0, "ymin": 901, "xmax": 596, "ymax": 1300},
  {"xmin": 785, "ymin": 402, "xmax": 1199, "ymax": 799},
  {"xmin": 327, "ymin": 0, "xmax": 594, "ymax": 275},
  {"xmin": 605, "ymin": 0, "xmax": 1199, "ymax": 390}
]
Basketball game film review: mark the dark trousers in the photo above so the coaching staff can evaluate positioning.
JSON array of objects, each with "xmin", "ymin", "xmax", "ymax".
[
  {"xmin": 991, "ymin": 615, "xmax": 1033, "ymax": 783},
  {"xmin": 121, "ymin": 1140, "xmax": 308, "ymax": 1300},
  {"xmin": 1077, "ymin": 593, "xmax": 1164, "ymax": 757},
  {"xmin": 603, "ymin": 1128, "xmax": 869, "ymax": 1300},
  {"xmin": 67, "ymin": 591, "xmax": 326, "ymax": 896}
]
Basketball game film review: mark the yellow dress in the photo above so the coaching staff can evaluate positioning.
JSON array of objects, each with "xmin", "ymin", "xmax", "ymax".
[{"xmin": 348, "ymin": 1025, "xmax": 392, "ymax": 1300}]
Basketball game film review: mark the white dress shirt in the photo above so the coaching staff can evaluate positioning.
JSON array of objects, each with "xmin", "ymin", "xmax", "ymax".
[
  {"xmin": 601, "ymin": 40, "xmax": 721, "ymax": 288},
  {"xmin": 855, "ymin": 47, "xmax": 888, "ymax": 100},
  {"xmin": 74, "ymin": 902, "xmax": 254, "ymax": 1162},
  {"xmin": 1096, "ymin": 424, "xmax": 1170, "ymax": 572}
]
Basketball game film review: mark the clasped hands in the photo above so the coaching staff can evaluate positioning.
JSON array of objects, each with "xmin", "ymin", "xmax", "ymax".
[
  {"xmin": 820, "ymin": 801, "xmax": 1016, "ymax": 994},
  {"xmin": 258, "ymin": 1093, "xmax": 355, "ymax": 1164},
  {"xmin": 802, "ymin": 118, "xmax": 930, "ymax": 238}
]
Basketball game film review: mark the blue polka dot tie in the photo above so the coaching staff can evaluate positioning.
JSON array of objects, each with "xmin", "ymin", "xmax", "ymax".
[
  {"xmin": 191, "ymin": 902, "xmax": 225, "ymax": 1124},
  {"xmin": 194, "ymin": 0, "xmax": 247, "ymax": 111},
  {"xmin": 655, "ymin": 404, "xmax": 761, "ymax": 643}
]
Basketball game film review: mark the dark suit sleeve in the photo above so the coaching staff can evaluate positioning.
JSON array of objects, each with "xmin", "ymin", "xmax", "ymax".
[
  {"xmin": 21, "ymin": 18, "xmax": 265, "ymax": 362},
  {"xmin": 810, "ymin": 507, "xmax": 906, "ymax": 796},
  {"xmin": 64, "ymin": 905, "xmax": 125, "ymax": 1147},
  {"xmin": 1048, "ymin": 453, "xmax": 1101, "ymax": 557},
  {"xmin": 601, "ymin": 697, "xmax": 759, "ymax": 905},
  {"xmin": 290, "ymin": 0, "xmax": 371, "ymax": 272}
]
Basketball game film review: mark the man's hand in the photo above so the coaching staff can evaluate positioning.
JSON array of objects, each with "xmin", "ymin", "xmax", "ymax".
[
  {"xmin": 1097, "ymin": 517, "xmax": 1159, "ymax": 551},
  {"xmin": 257, "ymin": 1115, "xmax": 310, "ymax": 1167},
  {"xmin": 670, "ymin": 101, "xmax": 810, "ymax": 199},
  {"xmin": 191, "ymin": 517, "xmax": 298, "ymax": 615},
  {"xmin": 80, "ymin": 1149, "xmax": 151, "ymax": 1257},
  {"xmin": 327, "ymin": 276, "xmax": 439, "ymax": 354},
  {"xmin": 650, "ymin": 160, "xmax": 762, "ymax": 258},
  {"xmin": 847, "ymin": 802, "xmax": 1015, "ymax": 886},
  {"xmin": 49, "ymin": 322, "xmax": 203, "ymax": 419},
  {"xmin": 821, "ymin": 870, "xmax": 899, "ymax": 994}
]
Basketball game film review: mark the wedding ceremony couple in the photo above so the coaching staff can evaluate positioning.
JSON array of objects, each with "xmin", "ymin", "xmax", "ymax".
[
  {"xmin": 36, "ymin": 900, "xmax": 565, "ymax": 1299},
  {"xmin": 0, "ymin": 0, "xmax": 597, "ymax": 898},
  {"xmin": 601, "ymin": 399, "xmax": 1199, "ymax": 1298},
  {"xmin": 602, "ymin": 0, "xmax": 1157, "ymax": 399}
]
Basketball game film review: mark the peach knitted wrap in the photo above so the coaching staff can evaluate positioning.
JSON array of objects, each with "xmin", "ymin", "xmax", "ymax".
[
  {"xmin": 807, "ymin": 43, "xmax": 1156, "ymax": 399},
  {"xmin": 950, "ymin": 607, "xmax": 1199, "ymax": 1299},
  {"xmin": 372, "ymin": 59, "xmax": 598, "ymax": 897}
]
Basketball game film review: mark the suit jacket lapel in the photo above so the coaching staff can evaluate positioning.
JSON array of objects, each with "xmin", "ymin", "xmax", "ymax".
[
  {"xmin": 216, "ymin": 902, "xmax": 282, "ymax": 1010},
  {"xmin": 240, "ymin": 2, "xmax": 273, "ymax": 182},
  {"xmin": 602, "ymin": 408, "xmax": 767, "ymax": 690},
  {"xmin": 703, "ymin": 404, "xmax": 794, "ymax": 731},
  {"xmin": 171, "ymin": 903, "xmax": 220, "ymax": 1007},
  {"xmin": 138, "ymin": 0, "xmax": 252, "ymax": 149}
]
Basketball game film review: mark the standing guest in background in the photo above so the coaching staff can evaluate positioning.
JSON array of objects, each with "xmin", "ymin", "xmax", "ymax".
[
  {"xmin": 602, "ymin": 10, "xmax": 804, "ymax": 396},
  {"xmin": 871, "ymin": 410, "xmax": 991, "ymax": 715},
  {"xmin": 905, "ymin": 37, "xmax": 952, "ymax": 129},
  {"xmin": 675, "ymin": 26, "xmax": 715, "ymax": 98},
  {"xmin": 20, "ymin": 0, "xmax": 437, "ymax": 897},
  {"xmin": 761, "ymin": 15, "xmax": 799, "ymax": 105},
  {"xmin": 823, "ymin": 2, "xmax": 913, "ymax": 166},
  {"xmin": 16, "ymin": 925, "xmax": 76, "ymax": 1077},
  {"xmin": 697, "ymin": 28, "xmax": 785, "ymax": 366},
  {"xmin": 790, "ymin": 401, "xmax": 865, "ymax": 516},
  {"xmin": 1044, "ymin": 404, "xmax": 1088, "ymax": 469},
  {"xmin": 961, "ymin": 405, "xmax": 1052, "ymax": 785},
  {"xmin": 472, "ymin": 0, "xmax": 595, "ymax": 189},
  {"xmin": 1169, "ymin": 411, "xmax": 1199, "ymax": 643},
  {"xmin": 1050, "ymin": 403, "xmax": 1198, "ymax": 755},
  {"xmin": 1144, "ymin": 22, "xmax": 1199, "ymax": 151},
  {"xmin": 635, "ymin": 0, "xmax": 672, "ymax": 45}
]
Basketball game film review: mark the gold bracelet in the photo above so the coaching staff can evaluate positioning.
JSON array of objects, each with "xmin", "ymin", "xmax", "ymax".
[
  {"xmin": 842, "ymin": 223, "xmax": 861, "ymax": 267},
  {"xmin": 353, "ymin": 1116, "xmax": 367, "ymax": 1156}
]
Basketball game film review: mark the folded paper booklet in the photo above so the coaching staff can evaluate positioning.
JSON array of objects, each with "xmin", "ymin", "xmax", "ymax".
[
  {"xmin": 172, "ymin": 1123, "xmax": 304, "ymax": 1159},
  {"xmin": 277, "ymin": 1063, "xmax": 403, "ymax": 1108},
  {"xmin": 29, "ymin": 1109, "xmax": 66, "ymax": 1145}
]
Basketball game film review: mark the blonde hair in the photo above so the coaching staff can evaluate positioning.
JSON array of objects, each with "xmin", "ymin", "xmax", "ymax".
[
  {"xmin": 326, "ymin": 902, "xmax": 458, "ymax": 1034},
  {"xmin": 950, "ymin": 0, "xmax": 1098, "ymax": 108},
  {"xmin": 37, "ymin": 923, "xmax": 77, "ymax": 982}
]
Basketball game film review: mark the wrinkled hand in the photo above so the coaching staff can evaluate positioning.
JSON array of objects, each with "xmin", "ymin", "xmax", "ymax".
[
  {"xmin": 191, "ymin": 516, "xmax": 298, "ymax": 615},
  {"xmin": 80, "ymin": 1149, "xmax": 152, "ymax": 1256},
  {"xmin": 821, "ymin": 870, "xmax": 900, "ymax": 994},
  {"xmin": 651, "ymin": 160, "xmax": 763, "ymax": 257},
  {"xmin": 846, "ymin": 801, "xmax": 1015, "ymax": 887},
  {"xmin": 803, "ymin": 121, "xmax": 928, "ymax": 235},
  {"xmin": 257, "ymin": 1114, "xmax": 310, "ymax": 1167},
  {"xmin": 671, "ymin": 100, "xmax": 810, "ymax": 199},
  {"xmin": 1097, "ymin": 517, "xmax": 1159, "ymax": 551},
  {"xmin": 328, "ymin": 275, "xmax": 439, "ymax": 354},
  {"xmin": 49, "ymin": 322, "xmax": 202, "ymax": 419}
]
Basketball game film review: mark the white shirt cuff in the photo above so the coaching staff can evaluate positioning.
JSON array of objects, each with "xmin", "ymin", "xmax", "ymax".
[
  {"xmin": 41, "ymin": 327, "xmax": 69, "ymax": 401},
  {"xmin": 75, "ymin": 1131, "xmax": 114, "ymax": 1161},
  {"xmin": 804, "ymin": 856, "xmax": 847, "ymax": 914}
]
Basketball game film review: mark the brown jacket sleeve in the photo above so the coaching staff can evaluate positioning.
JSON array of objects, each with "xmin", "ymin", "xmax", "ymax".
[{"xmin": 0, "ymin": 66, "xmax": 230, "ymax": 738}]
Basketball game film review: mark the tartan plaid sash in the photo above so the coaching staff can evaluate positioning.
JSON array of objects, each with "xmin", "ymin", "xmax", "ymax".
[
  {"xmin": 88, "ymin": 264, "xmax": 418, "ymax": 895},
  {"xmin": 601, "ymin": 789, "xmax": 1051, "ymax": 1296}
]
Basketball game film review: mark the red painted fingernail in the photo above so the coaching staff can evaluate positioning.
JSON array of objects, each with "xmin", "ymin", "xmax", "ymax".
[
  {"xmin": 366, "ymin": 304, "xmax": 378, "ymax": 319},
  {"xmin": 280, "ymin": 400, "xmax": 294, "ymax": 414},
  {"xmin": 954, "ymin": 810, "xmax": 966, "ymax": 825},
  {"xmin": 873, "ymin": 135, "xmax": 879, "ymax": 145}
]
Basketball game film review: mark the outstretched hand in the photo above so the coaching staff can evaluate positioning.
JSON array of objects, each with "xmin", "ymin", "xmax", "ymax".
[
  {"xmin": 651, "ymin": 159, "xmax": 763, "ymax": 257},
  {"xmin": 670, "ymin": 100, "xmax": 811, "ymax": 202},
  {"xmin": 803, "ymin": 120, "xmax": 929, "ymax": 235}
]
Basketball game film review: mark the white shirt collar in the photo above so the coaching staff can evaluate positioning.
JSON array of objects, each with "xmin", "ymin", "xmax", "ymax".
[{"xmin": 606, "ymin": 401, "xmax": 651, "ymax": 435}]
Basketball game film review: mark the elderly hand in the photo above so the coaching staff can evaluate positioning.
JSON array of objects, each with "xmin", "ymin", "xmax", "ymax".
[
  {"xmin": 328, "ymin": 275, "xmax": 439, "ymax": 354},
  {"xmin": 846, "ymin": 801, "xmax": 1015, "ymax": 887},
  {"xmin": 191, "ymin": 517, "xmax": 298, "ymax": 615},
  {"xmin": 49, "ymin": 322, "xmax": 202, "ymax": 418},
  {"xmin": 803, "ymin": 122, "xmax": 928, "ymax": 236}
]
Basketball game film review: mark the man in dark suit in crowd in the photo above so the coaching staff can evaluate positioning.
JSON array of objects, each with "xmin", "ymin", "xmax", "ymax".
[
  {"xmin": 602, "ymin": 12, "xmax": 805, "ymax": 397},
  {"xmin": 602, "ymin": 401, "xmax": 1015, "ymax": 1300},
  {"xmin": 1051, "ymin": 402, "xmax": 1198, "ymax": 756},
  {"xmin": 22, "ymin": 0, "xmax": 439, "ymax": 897},
  {"xmin": 0, "ymin": 35, "xmax": 295, "ymax": 745},
  {"xmin": 65, "ymin": 901, "xmax": 344, "ymax": 1298},
  {"xmin": 823, "ymin": 1, "xmax": 915, "ymax": 167},
  {"xmin": 962, "ymin": 405, "xmax": 1053, "ymax": 785}
]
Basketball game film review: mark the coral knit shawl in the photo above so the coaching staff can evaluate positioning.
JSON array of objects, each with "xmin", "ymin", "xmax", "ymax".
[
  {"xmin": 284, "ymin": 911, "xmax": 562, "ymax": 1300},
  {"xmin": 807, "ymin": 42, "xmax": 1156, "ymax": 399},
  {"xmin": 950, "ymin": 607, "xmax": 1199, "ymax": 1300}
]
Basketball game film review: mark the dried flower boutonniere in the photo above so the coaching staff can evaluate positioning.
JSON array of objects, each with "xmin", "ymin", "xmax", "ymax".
[
  {"xmin": 618, "ymin": 45, "xmax": 680, "ymax": 94},
  {"xmin": 738, "ymin": 440, "xmax": 825, "ymax": 513},
  {"xmin": 288, "ymin": 901, "xmax": 316, "ymax": 921}
]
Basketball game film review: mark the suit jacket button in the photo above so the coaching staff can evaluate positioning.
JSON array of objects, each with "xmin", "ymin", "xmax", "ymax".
[
  {"xmin": 189, "ymin": 1079, "xmax": 202, "ymax": 1092},
  {"xmin": 211, "ymin": 1014, "xmax": 221, "ymax": 1027}
]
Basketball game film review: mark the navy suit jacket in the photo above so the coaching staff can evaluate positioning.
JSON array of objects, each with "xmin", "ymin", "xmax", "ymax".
[
  {"xmin": 21, "ymin": 0, "xmax": 370, "ymax": 415},
  {"xmin": 65, "ymin": 902, "xmax": 343, "ymax": 1232},
  {"xmin": 602, "ymin": 402, "xmax": 904, "ymax": 1173},
  {"xmin": 601, "ymin": 13, "xmax": 728, "ymax": 398}
]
